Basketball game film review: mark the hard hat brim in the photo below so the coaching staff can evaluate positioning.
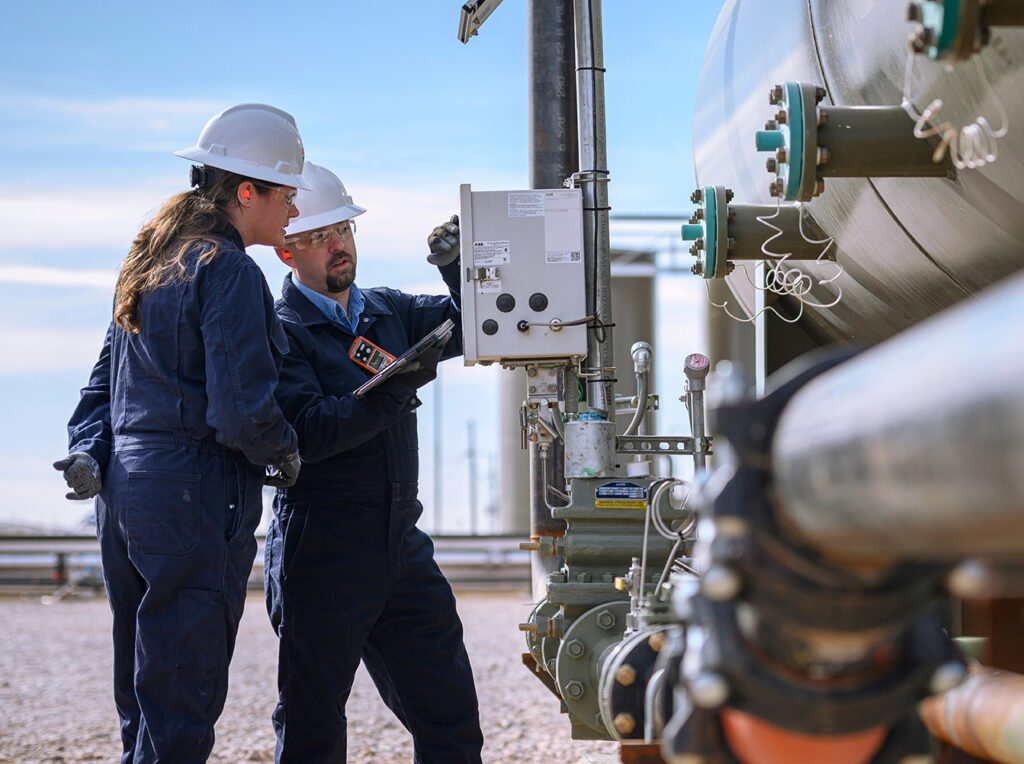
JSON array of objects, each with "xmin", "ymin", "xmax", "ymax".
[
  {"xmin": 174, "ymin": 148, "xmax": 312, "ymax": 190},
  {"xmin": 285, "ymin": 204, "xmax": 367, "ymax": 236}
]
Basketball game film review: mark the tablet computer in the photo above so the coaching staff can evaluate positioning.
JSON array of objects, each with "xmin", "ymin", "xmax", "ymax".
[{"xmin": 352, "ymin": 319, "xmax": 455, "ymax": 398}]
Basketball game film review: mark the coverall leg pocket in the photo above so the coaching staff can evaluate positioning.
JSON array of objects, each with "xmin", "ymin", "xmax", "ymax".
[{"xmin": 126, "ymin": 471, "xmax": 201, "ymax": 556}]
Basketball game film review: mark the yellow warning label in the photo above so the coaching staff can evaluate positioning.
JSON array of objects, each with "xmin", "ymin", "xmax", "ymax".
[{"xmin": 595, "ymin": 499, "xmax": 647, "ymax": 510}]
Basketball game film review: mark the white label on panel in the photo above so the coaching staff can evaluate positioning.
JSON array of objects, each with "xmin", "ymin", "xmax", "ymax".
[
  {"xmin": 473, "ymin": 240, "xmax": 510, "ymax": 267},
  {"xmin": 478, "ymin": 279, "xmax": 502, "ymax": 293},
  {"xmin": 543, "ymin": 190, "xmax": 583, "ymax": 260},
  {"xmin": 545, "ymin": 250, "xmax": 581, "ymax": 264},
  {"xmin": 508, "ymin": 192, "xmax": 545, "ymax": 218}
]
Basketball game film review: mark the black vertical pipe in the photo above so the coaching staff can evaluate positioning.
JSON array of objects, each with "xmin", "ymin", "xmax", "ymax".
[{"xmin": 528, "ymin": 0, "xmax": 576, "ymax": 544}]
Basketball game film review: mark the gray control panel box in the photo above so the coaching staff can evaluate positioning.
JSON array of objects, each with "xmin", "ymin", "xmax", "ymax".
[{"xmin": 459, "ymin": 184, "xmax": 588, "ymax": 365}]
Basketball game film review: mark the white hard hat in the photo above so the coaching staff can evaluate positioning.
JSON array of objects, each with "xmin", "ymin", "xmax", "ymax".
[
  {"xmin": 175, "ymin": 103, "xmax": 311, "ymax": 189},
  {"xmin": 286, "ymin": 162, "xmax": 367, "ymax": 236}
]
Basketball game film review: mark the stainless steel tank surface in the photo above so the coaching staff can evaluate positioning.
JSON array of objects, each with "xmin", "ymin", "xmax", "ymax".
[{"xmin": 694, "ymin": 0, "xmax": 1024, "ymax": 344}]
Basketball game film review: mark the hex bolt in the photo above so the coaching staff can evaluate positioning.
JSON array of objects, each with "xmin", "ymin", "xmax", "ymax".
[
  {"xmin": 776, "ymin": 148, "xmax": 787, "ymax": 164},
  {"xmin": 725, "ymin": 189, "xmax": 734, "ymax": 202},
  {"xmin": 766, "ymin": 158, "xmax": 778, "ymax": 173},
  {"xmin": 769, "ymin": 182, "xmax": 778, "ymax": 198},
  {"xmin": 527, "ymin": 367, "xmax": 538, "ymax": 377},
  {"xmin": 907, "ymin": 2, "xmax": 922, "ymax": 22},
  {"xmin": 815, "ymin": 86, "xmax": 827, "ymax": 103},
  {"xmin": 689, "ymin": 672, "xmax": 730, "ymax": 709},
  {"xmin": 690, "ymin": 189, "xmax": 703, "ymax": 204},
  {"xmin": 774, "ymin": 178, "xmax": 785, "ymax": 196},
  {"xmin": 597, "ymin": 610, "xmax": 617, "ymax": 631},
  {"xmin": 929, "ymin": 662, "xmax": 967, "ymax": 695},
  {"xmin": 613, "ymin": 713, "xmax": 637, "ymax": 735},
  {"xmin": 816, "ymin": 146, "xmax": 830, "ymax": 166},
  {"xmin": 648, "ymin": 631, "xmax": 667, "ymax": 653},
  {"xmin": 776, "ymin": 109, "xmax": 788, "ymax": 125},
  {"xmin": 691, "ymin": 262, "xmax": 704, "ymax": 276},
  {"xmin": 815, "ymin": 178, "xmax": 826, "ymax": 197},
  {"xmin": 702, "ymin": 564, "xmax": 742, "ymax": 602},
  {"xmin": 689, "ymin": 244, "xmax": 699, "ymax": 257},
  {"xmin": 547, "ymin": 384, "xmax": 557, "ymax": 393},
  {"xmin": 947, "ymin": 559, "xmax": 990, "ymax": 598},
  {"xmin": 528, "ymin": 385, "xmax": 537, "ymax": 394},
  {"xmin": 695, "ymin": 238, "xmax": 705, "ymax": 251},
  {"xmin": 576, "ymin": 571, "xmax": 592, "ymax": 583},
  {"xmin": 764, "ymin": 119, "xmax": 778, "ymax": 131},
  {"xmin": 726, "ymin": 261, "xmax": 736, "ymax": 275},
  {"xmin": 695, "ymin": 208, "xmax": 704, "ymax": 220},
  {"xmin": 770, "ymin": 84, "xmax": 783, "ymax": 104},
  {"xmin": 564, "ymin": 680, "xmax": 585, "ymax": 699},
  {"xmin": 565, "ymin": 639, "xmax": 586, "ymax": 659},
  {"xmin": 615, "ymin": 664, "xmax": 637, "ymax": 686}
]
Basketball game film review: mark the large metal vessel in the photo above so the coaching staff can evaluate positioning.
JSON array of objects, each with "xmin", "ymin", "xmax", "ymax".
[{"xmin": 694, "ymin": 0, "xmax": 1024, "ymax": 344}]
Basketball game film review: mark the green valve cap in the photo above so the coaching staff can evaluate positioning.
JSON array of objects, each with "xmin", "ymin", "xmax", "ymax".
[
  {"xmin": 755, "ymin": 130, "xmax": 786, "ymax": 152},
  {"xmin": 681, "ymin": 224, "xmax": 704, "ymax": 241}
]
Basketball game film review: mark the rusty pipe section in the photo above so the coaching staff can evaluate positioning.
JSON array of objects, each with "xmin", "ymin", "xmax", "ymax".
[
  {"xmin": 771, "ymin": 270, "xmax": 1024, "ymax": 562},
  {"xmin": 919, "ymin": 666, "xmax": 1024, "ymax": 763}
]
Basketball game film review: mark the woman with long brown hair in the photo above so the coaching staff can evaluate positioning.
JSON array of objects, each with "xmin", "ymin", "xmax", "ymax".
[{"xmin": 54, "ymin": 103, "xmax": 306, "ymax": 761}]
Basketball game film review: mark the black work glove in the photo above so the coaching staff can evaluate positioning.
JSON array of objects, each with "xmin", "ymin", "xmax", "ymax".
[
  {"xmin": 265, "ymin": 451, "xmax": 301, "ymax": 488},
  {"xmin": 426, "ymin": 214, "xmax": 460, "ymax": 266},
  {"xmin": 396, "ymin": 338, "xmax": 447, "ymax": 389},
  {"xmin": 53, "ymin": 452, "xmax": 102, "ymax": 500}
]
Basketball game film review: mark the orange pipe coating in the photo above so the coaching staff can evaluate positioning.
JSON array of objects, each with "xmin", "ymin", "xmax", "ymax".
[{"xmin": 720, "ymin": 708, "xmax": 887, "ymax": 764}]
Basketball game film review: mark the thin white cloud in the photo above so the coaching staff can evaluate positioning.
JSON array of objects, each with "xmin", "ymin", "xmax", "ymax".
[
  {"xmin": 3, "ymin": 94, "xmax": 224, "ymax": 138},
  {"xmin": 0, "ymin": 326, "xmax": 107, "ymax": 376},
  {"xmin": 0, "ymin": 265, "xmax": 115, "ymax": 289}
]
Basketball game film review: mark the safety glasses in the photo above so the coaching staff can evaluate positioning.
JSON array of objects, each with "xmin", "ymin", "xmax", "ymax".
[
  {"xmin": 285, "ymin": 220, "xmax": 357, "ymax": 250},
  {"xmin": 253, "ymin": 183, "xmax": 298, "ymax": 207}
]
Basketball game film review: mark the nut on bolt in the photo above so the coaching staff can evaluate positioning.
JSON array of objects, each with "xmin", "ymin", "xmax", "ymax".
[
  {"xmin": 564, "ymin": 680, "xmax": 585, "ymax": 699},
  {"xmin": 690, "ymin": 189, "xmax": 703, "ymax": 204},
  {"xmin": 597, "ymin": 610, "xmax": 617, "ymax": 630},
  {"xmin": 565, "ymin": 639, "xmax": 586, "ymax": 659},
  {"xmin": 769, "ymin": 84, "xmax": 783, "ymax": 104},
  {"xmin": 689, "ymin": 672, "xmax": 730, "ymax": 709},
  {"xmin": 615, "ymin": 664, "xmax": 637, "ymax": 686},
  {"xmin": 613, "ymin": 713, "xmax": 636, "ymax": 735},
  {"xmin": 766, "ymin": 158, "xmax": 778, "ymax": 173},
  {"xmin": 648, "ymin": 631, "xmax": 667, "ymax": 653}
]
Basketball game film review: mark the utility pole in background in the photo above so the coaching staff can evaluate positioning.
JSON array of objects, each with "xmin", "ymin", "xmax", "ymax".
[
  {"xmin": 467, "ymin": 419, "xmax": 478, "ymax": 535},
  {"xmin": 433, "ymin": 368, "xmax": 443, "ymax": 533}
]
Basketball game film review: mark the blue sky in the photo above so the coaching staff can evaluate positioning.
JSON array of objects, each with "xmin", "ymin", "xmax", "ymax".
[{"xmin": 1, "ymin": 2, "xmax": 724, "ymax": 532}]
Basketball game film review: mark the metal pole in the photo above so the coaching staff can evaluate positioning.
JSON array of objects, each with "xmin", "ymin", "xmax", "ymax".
[
  {"xmin": 772, "ymin": 271, "xmax": 1024, "ymax": 560},
  {"xmin": 573, "ymin": 0, "xmax": 615, "ymax": 418},
  {"xmin": 527, "ymin": 0, "xmax": 577, "ymax": 597},
  {"xmin": 468, "ymin": 419, "xmax": 479, "ymax": 535},
  {"xmin": 433, "ymin": 369, "xmax": 443, "ymax": 533}
]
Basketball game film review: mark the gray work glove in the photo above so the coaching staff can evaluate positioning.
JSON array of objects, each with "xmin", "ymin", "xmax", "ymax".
[
  {"xmin": 265, "ymin": 451, "xmax": 301, "ymax": 488},
  {"xmin": 53, "ymin": 452, "xmax": 102, "ymax": 500},
  {"xmin": 426, "ymin": 214, "xmax": 460, "ymax": 266},
  {"xmin": 396, "ymin": 337, "xmax": 448, "ymax": 389}
]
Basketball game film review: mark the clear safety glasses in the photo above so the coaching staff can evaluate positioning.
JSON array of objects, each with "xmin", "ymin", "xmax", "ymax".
[
  {"xmin": 285, "ymin": 220, "xmax": 357, "ymax": 250},
  {"xmin": 253, "ymin": 183, "xmax": 298, "ymax": 207}
]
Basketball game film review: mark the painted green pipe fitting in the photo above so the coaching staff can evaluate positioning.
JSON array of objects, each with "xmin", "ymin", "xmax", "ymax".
[
  {"xmin": 756, "ymin": 130, "xmax": 786, "ymax": 152},
  {"xmin": 681, "ymin": 224, "xmax": 704, "ymax": 241}
]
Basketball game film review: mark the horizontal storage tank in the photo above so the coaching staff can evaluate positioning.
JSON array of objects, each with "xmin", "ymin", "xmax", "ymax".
[{"xmin": 694, "ymin": 0, "xmax": 1024, "ymax": 344}]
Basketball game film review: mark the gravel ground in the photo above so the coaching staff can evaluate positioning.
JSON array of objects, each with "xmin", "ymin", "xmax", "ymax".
[{"xmin": 0, "ymin": 589, "xmax": 619, "ymax": 763}]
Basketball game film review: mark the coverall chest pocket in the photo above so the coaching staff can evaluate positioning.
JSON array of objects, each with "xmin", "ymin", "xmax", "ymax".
[{"xmin": 126, "ymin": 471, "xmax": 201, "ymax": 556}]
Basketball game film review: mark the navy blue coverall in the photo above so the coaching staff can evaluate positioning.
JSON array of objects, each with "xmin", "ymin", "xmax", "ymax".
[
  {"xmin": 67, "ymin": 228, "xmax": 297, "ymax": 763},
  {"xmin": 264, "ymin": 261, "xmax": 483, "ymax": 763}
]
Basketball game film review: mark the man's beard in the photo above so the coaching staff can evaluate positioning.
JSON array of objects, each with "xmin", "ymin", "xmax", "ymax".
[{"xmin": 325, "ymin": 254, "xmax": 356, "ymax": 293}]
